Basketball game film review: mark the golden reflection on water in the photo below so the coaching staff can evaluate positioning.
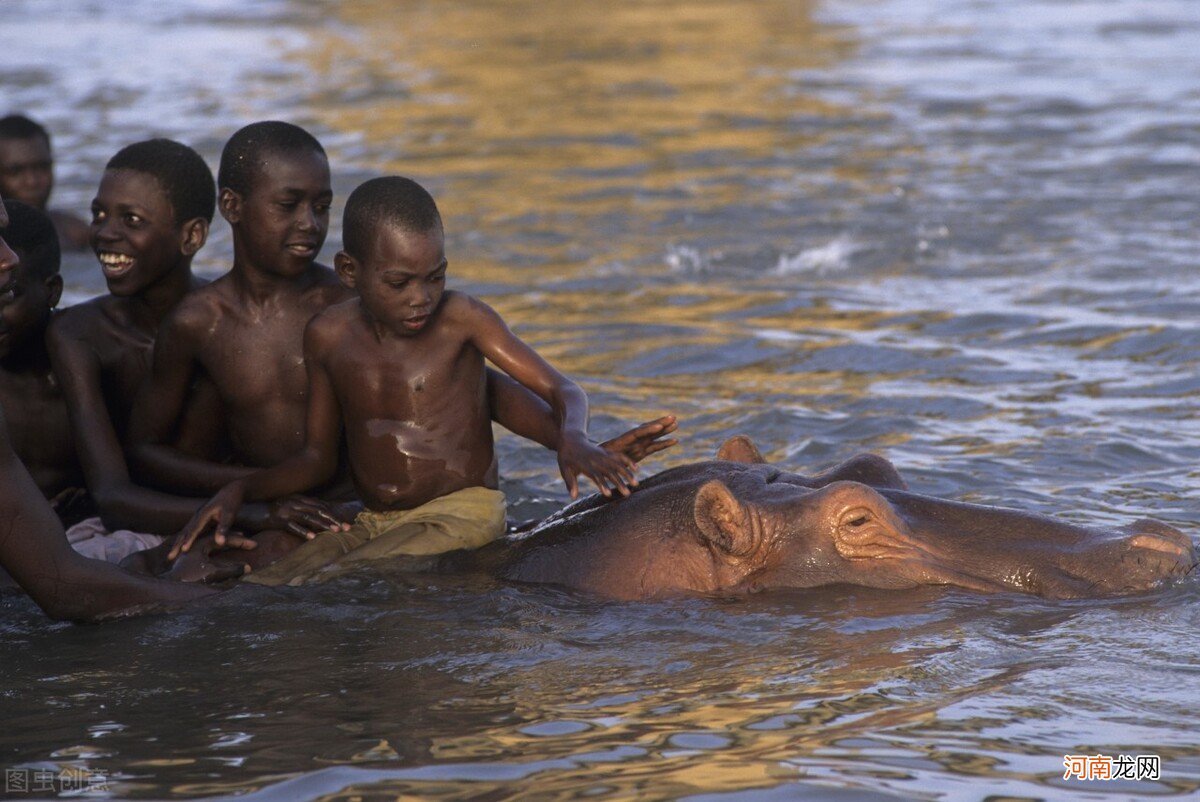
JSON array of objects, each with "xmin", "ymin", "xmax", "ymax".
[{"xmin": 300, "ymin": 0, "xmax": 851, "ymax": 270}]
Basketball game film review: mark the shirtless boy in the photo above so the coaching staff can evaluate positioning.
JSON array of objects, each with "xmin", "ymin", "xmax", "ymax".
[
  {"xmin": 45, "ymin": 138, "xmax": 259, "ymax": 561},
  {"xmin": 125, "ymin": 121, "xmax": 355, "ymax": 527},
  {"xmin": 0, "ymin": 195, "xmax": 224, "ymax": 621},
  {"xmin": 131, "ymin": 123, "xmax": 676, "ymax": 551},
  {"xmin": 0, "ymin": 199, "xmax": 88, "ymax": 523},
  {"xmin": 0, "ymin": 114, "xmax": 90, "ymax": 250},
  {"xmin": 176, "ymin": 177, "xmax": 660, "ymax": 584}
]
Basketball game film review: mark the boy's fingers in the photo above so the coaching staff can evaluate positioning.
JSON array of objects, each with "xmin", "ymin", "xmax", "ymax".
[
  {"xmin": 561, "ymin": 466, "xmax": 580, "ymax": 499},
  {"xmin": 221, "ymin": 534, "xmax": 258, "ymax": 551},
  {"xmin": 589, "ymin": 473, "xmax": 612, "ymax": 497},
  {"xmin": 214, "ymin": 515, "xmax": 234, "ymax": 547},
  {"xmin": 170, "ymin": 519, "xmax": 206, "ymax": 559}
]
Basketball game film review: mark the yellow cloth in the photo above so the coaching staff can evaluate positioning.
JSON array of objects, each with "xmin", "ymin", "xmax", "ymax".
[{"xmin": 244, "ymin": 486, "xmax": 506, "ymax": 587}]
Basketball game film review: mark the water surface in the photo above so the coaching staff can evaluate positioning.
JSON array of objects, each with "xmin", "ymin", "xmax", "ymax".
[{"xmin": 2, "ymin": 0, "xmax": 1199, "ymax": 798}]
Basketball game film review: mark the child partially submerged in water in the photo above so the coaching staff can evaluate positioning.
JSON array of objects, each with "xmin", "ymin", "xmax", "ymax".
[{"xmin": 174, "ymin": 176, "xmax": 674, "ymax": 584}]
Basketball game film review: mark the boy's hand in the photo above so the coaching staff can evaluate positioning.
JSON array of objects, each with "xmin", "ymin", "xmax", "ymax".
[
  {"xmin": 169, "ymin": 482, "xmax": 249, "ymax": 560},
  {"xmin": 600, "ymin": 415, "xmax": 678, "ymax": 463},
  {"xmin": 558, "ymin": 432, "xmax": 639, "ymax": 499},
  {"xmin": 268, "ymin": 495, "xmax": 353, "ymax": 539},
  {"xmin": 165, "ymin": 535, "xmax": 253, "ymax": 584},
  {"xmin": 49, "ymin": 486, "xmax": 90, "ymax": 513}
]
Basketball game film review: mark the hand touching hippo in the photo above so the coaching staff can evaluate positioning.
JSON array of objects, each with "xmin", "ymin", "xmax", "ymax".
[{"xmin": 495, "ymin": 436, "xmax": 1196, "ymax": 600}]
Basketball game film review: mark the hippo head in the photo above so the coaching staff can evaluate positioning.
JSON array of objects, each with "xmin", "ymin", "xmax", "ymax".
[
  {"xmin": 688, "ymin": 439, "xmax": 1197, "ymax": 599},
  {"xmin": 505, "ymin": 436, "xmax": 1197, "ymax": 600}
]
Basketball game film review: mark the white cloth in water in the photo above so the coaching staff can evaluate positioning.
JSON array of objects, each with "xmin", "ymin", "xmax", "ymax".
[{"xmin": 66, "ymin": 516, "xmax": 164, "ymax": 563}]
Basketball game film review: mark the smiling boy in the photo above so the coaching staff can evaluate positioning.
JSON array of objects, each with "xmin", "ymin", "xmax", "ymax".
[
  {"xmin": 0, "ymin": 199, "xmax": 88, "ymax": 522},
  {"xmin": 0, "ymin": 114, "xmax": 90, "ymax": 250},
  {"xmin": 45, "ymin": 139, "xmax": 253, "ymax": 561},
  {"xmin": 176, "ymin": 177, "xmax": 657, "ymax": 584}
]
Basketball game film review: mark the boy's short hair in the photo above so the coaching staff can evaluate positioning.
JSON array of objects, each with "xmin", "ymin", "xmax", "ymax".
[
  {"xmin": 1, "ymin": 199, "xmax": 60, "ymax": 280},
  {"xmin": 0, "ymin": 114, "xmax": 50, "ymax": 145},
  {"xmin": 105, "ymin": 139, "xmax": 216, "ymax": 226},
  {"xmin": 218, "ymin": 121, "xmax": 326, "ymax": 196},
  {"xmin": 342, "ymin": 177, "xmax": 442, "ymax": 260}
]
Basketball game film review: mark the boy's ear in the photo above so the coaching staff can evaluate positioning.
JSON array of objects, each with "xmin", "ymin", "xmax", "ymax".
[
  {"xmin": 218, "ymin": 188, "xmax": 242, "ymax": 224},
  {"xmin": 334, "ymin": 251, "xmax": 358, "ymax": 289},
  {"xmin": 180, "ymin": 217, "xmax": 210, "ymax": 256},
  {"xmin": 44, "ymin": 274, "xmax": 63, "ymax": 309}
]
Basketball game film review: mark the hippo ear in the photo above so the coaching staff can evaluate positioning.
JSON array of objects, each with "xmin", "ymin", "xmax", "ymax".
[
  {"xmin": 694, "ymin": 480, "xmax": 755, "ymax": 557},
  {"xmin": 716, "ymin": 435, "xmax": 766, "ymax": 464}
]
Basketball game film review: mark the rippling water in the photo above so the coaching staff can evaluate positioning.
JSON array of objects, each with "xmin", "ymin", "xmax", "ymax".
[{"xmin": 2, "ymin": 0, "xmax": 1199, "ymax": 798}]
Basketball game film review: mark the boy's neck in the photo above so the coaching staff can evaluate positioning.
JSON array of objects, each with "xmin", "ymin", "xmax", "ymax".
[
  {"xmin": 120, "ymin": 263, "xmax": 199, "ymax": 334},
  {"xmin": 231, "ymin": 254, "xmax": 313, "ymax": 303}
]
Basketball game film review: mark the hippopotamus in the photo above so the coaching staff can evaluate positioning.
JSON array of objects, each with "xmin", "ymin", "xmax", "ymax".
[{"xmin": 487, "ymin": 437, "xmax": 1196, "ymax": 600}]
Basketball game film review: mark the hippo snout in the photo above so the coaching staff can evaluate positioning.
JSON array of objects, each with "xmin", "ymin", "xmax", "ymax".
[{"xmin": 1121, "ymin": 519, "xmax": 1197, "ymax": 580}]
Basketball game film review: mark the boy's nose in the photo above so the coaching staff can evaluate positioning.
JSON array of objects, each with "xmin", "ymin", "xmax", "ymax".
[
  {"xmin": 92, "ymin": 216, "xmax": 120, "ymax": 242},
  {"xmin": 0, "ymin": 237, "xmax": 18, "ymax": 276},
  {"xmin": 297, "ymin": 206, "xmax": 318, "ymax": 231}
]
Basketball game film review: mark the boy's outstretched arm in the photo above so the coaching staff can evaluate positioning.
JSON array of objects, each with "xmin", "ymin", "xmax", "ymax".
[
  {"xmin": 0, "ymin": 405, "xmax": 225, "ymax": 623},
  {"xmin": 488, "ymin": 371, "xmax": 678, "ymax": 462},
  {"xmin": 462, "ymin": 296, "xmax": 637, "ymax": 498},
  {"xmin": 170, "ymin": 321, "xmax": 344, "ymax": 557}
]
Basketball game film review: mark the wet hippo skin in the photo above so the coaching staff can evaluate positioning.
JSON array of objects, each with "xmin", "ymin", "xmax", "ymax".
[{"xmin": 489, "ymin": 437, "xmax": 1197, "ymax": 600}]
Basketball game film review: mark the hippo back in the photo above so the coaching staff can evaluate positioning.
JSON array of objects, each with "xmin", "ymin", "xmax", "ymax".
[{"xmin": 497, "ymin": 461, "xmax": 774, "ymax": 595}]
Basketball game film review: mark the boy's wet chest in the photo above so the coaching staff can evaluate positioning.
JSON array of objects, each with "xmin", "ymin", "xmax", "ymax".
[
  {"xmin": 332, "ymin": 336, "xmax": 485, "ymax": 415},
  {"xmin": 200, "ymin": 306, "xmax": 313, "ymax": 404}
]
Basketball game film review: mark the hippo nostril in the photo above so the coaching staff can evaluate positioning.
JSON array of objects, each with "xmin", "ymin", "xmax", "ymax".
[{"xmin": 1129, "ymin": 533, "xmax": 1185, "ymax": 557}]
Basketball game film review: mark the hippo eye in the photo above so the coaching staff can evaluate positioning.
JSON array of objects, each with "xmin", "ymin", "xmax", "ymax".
[
  {"xmin": 842, "ymin": 509, "xmax": 873, "ymax": 528},
  {"xmin": 764, "ymin": 470, "xmax": 783, "ymax": 484}
]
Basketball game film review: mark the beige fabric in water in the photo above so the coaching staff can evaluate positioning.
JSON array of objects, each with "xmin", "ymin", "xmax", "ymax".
[
  {"xmin": 244, "ymin": 486, "xmax": 507, "ymax": 587},
  {"xmin": 66, "ymin": 517, "xmax": 165, "ymax": 563}
]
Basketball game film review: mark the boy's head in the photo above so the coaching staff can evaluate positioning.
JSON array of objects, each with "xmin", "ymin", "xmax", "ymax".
[
  {"xmin": 335, "ymin": 177, "xmax": 446, "ymax": 336},
  {"xmin": 0, "ymin": 114, "xmax": 54, "ymax": 211},
  {"xmin": 0, "ymin": 199, "xmax": 62, "ymax": 360},
  {"xmin": 91, "ymin": 139, "xmax": 214, "ymax": 296},
  {"xmin": 218, "ymin": 121, "xmax": 331, "ymax": 278}
]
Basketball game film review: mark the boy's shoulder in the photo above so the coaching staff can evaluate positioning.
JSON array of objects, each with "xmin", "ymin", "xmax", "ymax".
[
  {"xmin": 306, "ymin": 296, "xmax": 363, "ymax": 349},
  {"xmin": 301, "ymin": 263, "xmax": 354, "ymax": 301},
  {"xmin": 438, "ymin": 290, "xmax": 495, "ymax": 325},
  {"xmin": 49, "ymin": 294, "xmax": 124, "ymax": 342},
  {"xmin": 159, "ymin": 278, "xmax": 233, "ymax": 337}
]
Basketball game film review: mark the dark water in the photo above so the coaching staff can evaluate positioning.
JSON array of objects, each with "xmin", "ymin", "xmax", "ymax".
[{"xmin": 3, "ymin": 0, "xmax": 1200, "ymax": 798}]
